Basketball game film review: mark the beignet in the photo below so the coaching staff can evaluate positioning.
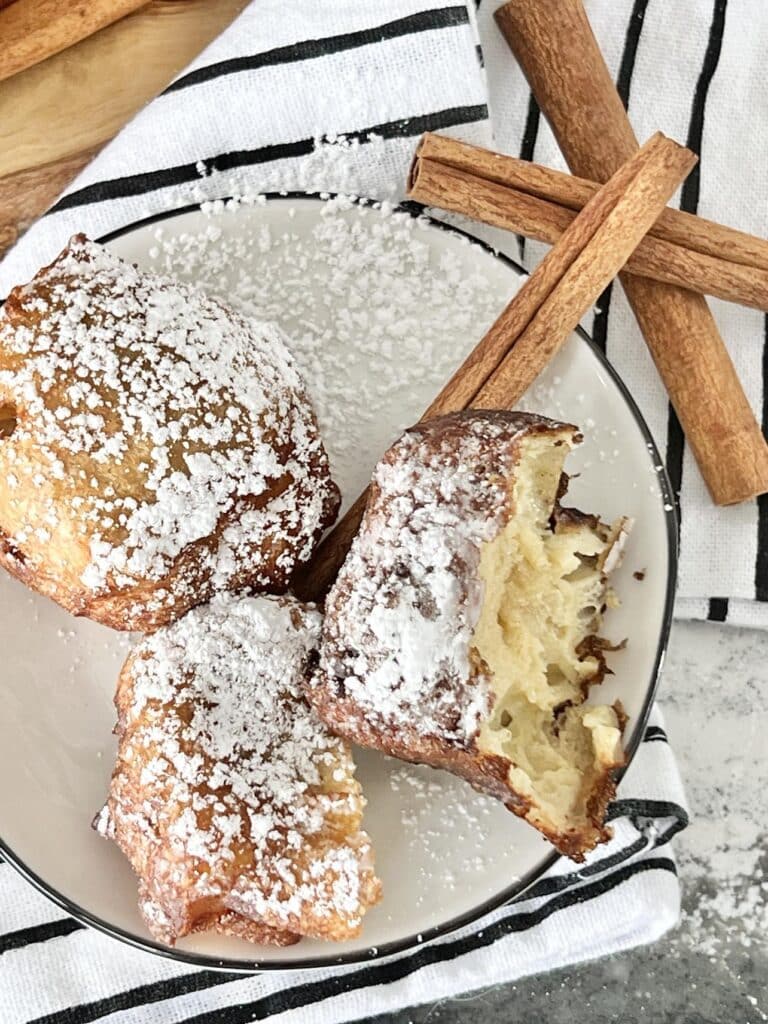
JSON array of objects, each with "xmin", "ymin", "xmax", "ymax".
[
  {"xmin": 0, "ymin": 236, "xmax": 339, "ymax": 630},
  {"xmin": 95, "ymin": 592, "xmax": 381, "ymax": 946},
  {"xmin": 309, "ymin": 411, "xmax": 630, "ymax": 861}
]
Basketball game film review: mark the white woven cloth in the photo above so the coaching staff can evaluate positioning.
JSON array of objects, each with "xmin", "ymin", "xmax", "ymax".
[
  {"xmin": 3, "ymin": 0, "xmax": 750, "ymax": 1020},
  {"xmin": 1, "ymin": 3, "xmax": 766, "ymax": 626},
  {"xmin": 0, "ymin": 713, "xmax": 685, "ymax": 1024}
]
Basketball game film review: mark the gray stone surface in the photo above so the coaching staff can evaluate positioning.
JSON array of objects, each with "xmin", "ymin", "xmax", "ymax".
[{"xmin": 364, "ymin": 620, "xmax": 768, "ymax": 1024}]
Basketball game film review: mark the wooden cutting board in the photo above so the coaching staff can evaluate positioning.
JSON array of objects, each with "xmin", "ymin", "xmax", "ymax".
[
  {"xmin": 0, "ymin": 0, "xmax": 247, "ymax": 260},
  {"xmin": 0, "ymin": 0, "xmax": 151, "ymax": 83}
]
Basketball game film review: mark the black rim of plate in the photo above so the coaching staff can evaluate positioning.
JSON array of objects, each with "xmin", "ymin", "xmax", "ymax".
[{"xmin": 0, "ymin": 192, "xmax": 679, "ymax": 973}]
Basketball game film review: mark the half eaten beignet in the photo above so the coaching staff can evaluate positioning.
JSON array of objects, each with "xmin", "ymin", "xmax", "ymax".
[
  {"xmin": 95, "ymin": 592, "xmax": 381, "ymax": 945},
  {"xmin": 309, "ymin": 411, "xmax": 630, "ymax": 860}
]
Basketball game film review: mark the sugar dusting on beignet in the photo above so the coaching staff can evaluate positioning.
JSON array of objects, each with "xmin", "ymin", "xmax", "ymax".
[
  {"xmin": 0, "ymin": 236, "xmax": 339, "ymax": 630},
  {"xmin": 95, "ymin": 592, "xmax": 380, "ymax": 946}
]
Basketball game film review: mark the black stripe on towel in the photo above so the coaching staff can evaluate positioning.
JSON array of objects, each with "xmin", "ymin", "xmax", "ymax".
[
  {"xmin": 518, "ymin": 94, "xmax": 540, "ymax": 170},
  {"xmin": 680, "ymin": 0, "xmax": 727, "ymax": 215},
  {"xmin": 164, "ymin": 7, "xmax": 470, "ymax": 94},
  {"xmin": 0, "ymin": 918, "xmax": 83, "ymax": 956},
  {"xmin": 707, "ymin": 597, "xmax": 730, "ymax": 621},
  {"xmin": 174, "ymin": 859, "xmax": 677, "ymax": 1024},
  {"xmin": 49, "ymin": 104, "xmax": 488, "ymax": 215},
  {"xmin": 29, "ymin": 849, "xmax": 678, "ymax": 1024},
  {"xmin": 606, "ymin": 799, "xmax": 689, "ymax": 833},
  {"xmin": 643, "ymin": 724, "xmax": 668, "ymax": 743},
  {"xmin": 31, "ymin": 972, "xmax": 237, "ymax": 1024},
  {"xmin": 516, "ymin": 93, "xmax": 541, "ymax": 262},
  {"xmin": 665, "ymin": 0, "xmax": 728, "ymax": 512},
  {"xmin": 589, "ymin": 0, "xmax": 650, "ymax": 355},
  {"xmin": 756, "ymin": 315, "xmax": 768, "ymax": 601},
  {"xmin": 606, "ymin": 800, "xmax": 688, "ymax": 851}
]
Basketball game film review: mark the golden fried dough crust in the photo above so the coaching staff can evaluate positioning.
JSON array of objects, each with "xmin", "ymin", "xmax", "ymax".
[
  {"xmin": 95, "ymin": 593, "xmax": 381, "ymax": 946},
  {"xmin": 309, "ymin": 411, "xmax": 629, "ymax": 861},
  {"xmin": 0, "ymin": 237, "xmax": 339, "ymax": 631}
]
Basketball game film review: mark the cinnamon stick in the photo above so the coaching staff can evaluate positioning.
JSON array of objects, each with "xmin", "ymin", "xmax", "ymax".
[
  {"xmin": 496, "ymin": 0, "xmax": 768, "ymax": 507},
  {"xmin": 414, "ymin": 133, "xmax": 768, "ymax": 274},
  {"xmin": 293, "ymin": 133, "xmax": 695, "ymax": 603},
  {"xmin": 409, "ymin": 139, "xmax": 768, "ymax": 311},
  {"xmin": 0, "ymin": 0, "xmax": 149, "ymax": 83}
]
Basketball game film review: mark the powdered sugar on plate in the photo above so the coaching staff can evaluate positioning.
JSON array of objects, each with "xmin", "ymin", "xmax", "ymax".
[
  {"xmin": 142, "ymin": 195, "xmax": 507, "ymax": 507},
  {"xmin": 387, "ymin": 761, "xmax": 501, "ymax": 901},
  {"xmin": 139, "ymin": 189, "xmax": 651, "ymax": 516}
]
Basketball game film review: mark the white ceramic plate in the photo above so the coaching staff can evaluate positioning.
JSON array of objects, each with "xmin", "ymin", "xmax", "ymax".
[{"xmin": 0, "ymin": 196, "xmax": 676, "ymax": 971}]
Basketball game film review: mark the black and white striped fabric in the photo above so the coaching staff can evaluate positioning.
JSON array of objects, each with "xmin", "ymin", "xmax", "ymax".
[
  {"xmin": 2, "ymin": 3, "xmax": 766, "ymax": 628},
  {"xmin": 0, "ymin": 714, "xmax": 685, "ymax": 1024},
  {"xmin": 0, "ymin": 0, "xmax": 748, "ymax": 1019},
  {"xmin": 478, "ymin": 0, "xmax": 768, "ymax": 629}
]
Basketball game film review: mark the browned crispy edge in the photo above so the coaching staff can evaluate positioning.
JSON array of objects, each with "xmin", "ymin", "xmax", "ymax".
[
  {"xmin": 0, "ymin": 474, "xmax": 339, "ymax": 632},
  {"xmin": 188, "ymin": 910, "xmax": 300, "ymax": 948},
  {"xmin": 310, "ymin": 680, "xmax": 625, "ymax": 862}
]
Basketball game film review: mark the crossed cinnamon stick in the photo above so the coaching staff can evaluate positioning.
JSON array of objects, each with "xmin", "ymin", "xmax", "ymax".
[
  {"xmin": 409, "ymin": 132, "xmax": 768, "ymax": 313},
  {"xmin": 293, "ymin": 133, "xmax": 695, "ymax": 603},
  {"xmin": 295, "ymin": 0, "xmax": 768, "ymax": 602}
]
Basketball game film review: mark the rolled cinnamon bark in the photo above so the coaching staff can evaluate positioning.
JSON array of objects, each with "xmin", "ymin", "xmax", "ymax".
[
  {"xmin": 408, "ymin": 137, "xmax": 768, "ymax": 311},
  {"xmin": 0, "ymin": 0, "xmax": 148, "ymax": 83},
  {"xmin": 496, "ymin": 0, "xmax": 768, "ymax": 506},
  {"xmin": 293, "ymin": 134, "xmax": 695, "ymax": 602},
  {"xmin": 413, "ymin": 133, "xmax": 768, "ymax": 273}
]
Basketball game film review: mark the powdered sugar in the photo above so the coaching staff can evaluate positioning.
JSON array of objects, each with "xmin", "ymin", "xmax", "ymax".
[
  {"xmin": 315, "ymin": 412, "xmax": 571, "ymax": 744},
  {"xmin": 127, "ymin": 595, "xmax": 331, "ymax": 815},
  {"xmin": 141, "ymin": 194, "xmax": 506, "ymax": 508},
  {"xmin": 387, "ymin": 762, "xmax": 502, "ymax": 903},
  {"xmin": 97, "ymin": 592, "xmax": 379, "ymax": 942},
  {"xmin": 0, "ymin": 236, "xmax": 338, "ymax": 620},
  {"xmin": 135, "ymin": 186, "xmax": 639, "ymax": 520}
]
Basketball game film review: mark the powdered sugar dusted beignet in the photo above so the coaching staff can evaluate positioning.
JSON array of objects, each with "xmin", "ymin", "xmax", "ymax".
[
  {"xmin": 0, "ymin": 236, "xmax": 339, "ymax": 630},
  {"xmin": 95, "ymin": 593, "xmax": 380, "ymax": 946},
  {"xmin": 310, "ymin": 411, "xmax": 630, "ymax": 861}
]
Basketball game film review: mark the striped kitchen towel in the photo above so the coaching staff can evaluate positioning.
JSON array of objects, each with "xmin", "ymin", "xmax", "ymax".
[
  {"xmin": 2, "ymin": 1, "xmax": 767, "ymax": 627},
  {"xmin": 0, "ymin": 0, "xmax": 754, "ymax": 1020},
  {"xmin": 0, "ymin": 712, "xmax": 686, "ymax": 1024}
]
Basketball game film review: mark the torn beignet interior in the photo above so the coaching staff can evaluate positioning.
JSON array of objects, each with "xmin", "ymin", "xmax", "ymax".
[{"xmin": 310, "ymin": 410, "xmax": 630, "ymax": 860}]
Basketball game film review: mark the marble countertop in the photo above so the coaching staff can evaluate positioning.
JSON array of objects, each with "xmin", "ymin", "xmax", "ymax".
[{"xmin": 369, "ymin": 620, "xmax": 767, "ymax": 1024}]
